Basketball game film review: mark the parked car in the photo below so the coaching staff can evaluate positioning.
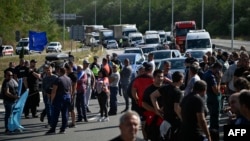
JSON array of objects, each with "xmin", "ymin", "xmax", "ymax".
[
  {"xmin": 46, "ymin": 42, "xmax": 62, "ymax": 53},
  {"xmin": 1, "ymin": 45, "xmax": 14, "ymax": 56},
  {"xmin": 106, "ymin": 40, "xmax": 118, "ymax": 49},
  {"xmin": 118, "ymin": 53, "xmax": 144, "ymax": 78},
  {"xmin": 157, "ymin": 57, "xmax": 186, "ymax": 75},
  {"xmin": 124, "ymin": 47, "xmax": 145, "ymax": 61},
  {"xmin": 150, "ymin": 49, "xmax": 182, "ymax": 61}
]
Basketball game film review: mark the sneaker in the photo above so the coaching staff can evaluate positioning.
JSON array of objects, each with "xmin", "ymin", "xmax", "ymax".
[
  {"xmin": 98, "ymin": 117, "xmax": 104, "ymax": 122},
  {"xmin": 102, "ymin": 117, "xmax": 109, "ymax": 122},
  {"xmin": 59, "ymin": 130, "xmax": 66, "ymax": 134},
  {"xmin": 45, "ymin": 129, "xmax": 56, "ymax": 135},
  {"xmin": 68, "ymin": 123, "xmax": 76, "ymax": 128}
]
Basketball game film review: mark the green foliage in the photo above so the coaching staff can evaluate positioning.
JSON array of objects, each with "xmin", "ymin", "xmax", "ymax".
[{"xmin": 0, "ymin": 0, "xmax": 249, "ymax": 44}]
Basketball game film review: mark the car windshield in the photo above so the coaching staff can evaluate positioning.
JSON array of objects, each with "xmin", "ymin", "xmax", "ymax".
[
  {"xmin": 142, "ymin": 48, "xmax": 156, "ymax": 54},
  {"xmin": 186, "ymin": 51, "xmax": 205, "ymax": 59},
  {"xmin": 175, "ymin": 28, "xmax": 195, "ymax": 36},
  {"xmin": 49, "ymin": 43, "xmax": 58, "ymax": 46},
  {"xmin": 187, "ymin": 39, "xmax": 211, "ymax": 49},
  {"xmin": 17, "ymin": 41, "xmax": 28, "ymax": 46},
  {"xmin": 108, "ymin": 41, "xmax": 116, "ymax": 44},
  {"xmin": 125, "ymin": 50, "xmax": 142, "ymax": 55},
  {"xmin": 159, "ymin": 59, "xmax": 185, "ymax": 70},
  {"xmin": 131, "ymin": 37, "xmax": 142, "ymax": 41},
  {"xmin": 145, "ymin": 38, "xmax": 159, "ymax": 44},
  {"xmin": 118, "ymin": 55, "xmax": 135, "ymax": 65},
  {"xmin": 153, "ymin": 52, "xmax": 171, "ymax": 60}
]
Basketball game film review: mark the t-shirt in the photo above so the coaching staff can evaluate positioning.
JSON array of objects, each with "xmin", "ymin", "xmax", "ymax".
[
  {"xmin": 54, "ymin": 75, "xmax": 72, "ymax": 98},
  {"xmin": 132, "ymin": 74, "xmax": 154, "ymax": 107},
  {"xmin": 2, "ymin": 78, "xmax": 18, "ymax": 102},
  {"xmin": 14, "ymin": 65, "xmax": 29, "ymax": 78},
  {"xmin": 27, "ymin": 69, "xmax": 39, "ymax": 91},
  {"xmin": 109, "ymin": 72, "xmax": 120, "ymax": 87},
  {"xmin": 143, "ymin": 84, "xmax": 162, "ymax": 108},
  {"xmin": 120, "ymin": 65, "xmax": 132, "ymax": 85},
  {"xmin": 202, "ymin": 70, "xmax": 217, "ymax": 95},
  {"xmin": 180, "ymin": 93, "xmax": 205, "ymax": 139},
  {"xmin": 68, "ymin": 72, "xmax": 77, "ymax": 84},
  {"xmin": 158, "ymin": 84, "xmax": 183, "ymax": 123},
  {"xmin": 184, "ymin": 75, "xmax": 200, "ymax": 96},
  {"xmin": 42, "ymin": 74, "xmax": 58, "ymax": 94},
  {"xmin": 4, "ymin": 67, "xmax": 15, "ymax": 76}
]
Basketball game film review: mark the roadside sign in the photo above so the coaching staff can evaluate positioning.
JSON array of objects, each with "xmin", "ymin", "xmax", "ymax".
[{"xmin": 70, "ymin": 25, "xmax": 85, "ymax": 41}]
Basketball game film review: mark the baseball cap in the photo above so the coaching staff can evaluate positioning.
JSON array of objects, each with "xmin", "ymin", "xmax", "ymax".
[{"xmin": 83, "ymin": 59, "xmax": 90, "ymax": 64}]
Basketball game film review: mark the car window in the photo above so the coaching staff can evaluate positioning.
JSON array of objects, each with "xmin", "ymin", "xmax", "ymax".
[
  {"xmin": 172, "ymin": 51, "xmax": 176, "ymax": 58},
  {"xmin": 118, "ymin": 55, "xmax": 135, "ymax": 65},
  {"xmin": 124, "ymin": 50, "xmax": 142, "ymax": 55},
  {"xmin": 142, "ymin": 48, "xmax": 156, "ymax": 54},
  {"xmin": 153, "ymin": 52, "xmax": 171, "ymax": 60}
]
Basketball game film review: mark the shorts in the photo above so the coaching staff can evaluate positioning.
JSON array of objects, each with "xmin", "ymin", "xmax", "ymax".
[{"xmin": 68, "ymin": 94, "xmax": 76, "ymax": 111}]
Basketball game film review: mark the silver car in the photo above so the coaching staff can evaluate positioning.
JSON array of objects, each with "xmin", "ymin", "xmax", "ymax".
[
  {"xmin": 106, "ymin": 40, "xmax": 118, "ymax": 49},
  {"xmin": 157, "ymin": 57, "xmax": 186, "ymax": 75}
]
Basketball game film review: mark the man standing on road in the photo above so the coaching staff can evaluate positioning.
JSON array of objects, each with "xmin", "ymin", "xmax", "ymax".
[
  {"xmin": 150, "ymin": 71, "xmax": 184, "ymax": 140},
  {"xmin": 24, "ymin": 59, "xmax": 41, "ymax": 118},
  {"xmin": 83, "ymin": 59, "xmax": 96, "ymax": 113},
  {"xmin": 65, "ymin": 64, "xmax": 77, "ymax": 128},
  {"xmin": 40, "ymin": 64, "xmax": 58, "ymax": 127},
  {"xmin": 46, "ymin": 67, "xmax": 72, "ymax": 134},
  {"xmin": 2, "ymin": 71, "xmax": 19, "ymax": 133},
  {"xmin": 120, "ymin": 58, "xmax": 132, "ymax": 113},
  {"xmin": 202, "ymin": 62, "xmax": 223, "ymax": 137}
]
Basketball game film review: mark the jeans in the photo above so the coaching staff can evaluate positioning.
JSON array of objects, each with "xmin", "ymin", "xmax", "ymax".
[
  {"xmin": 109, "ymin": 86, "xmax": 118, "ymax": 113},
  {"xmin": 4, "ymin": 101, "xmax": 15, "ymax": 130},
  {"xmin": 121, "ymin": 84, "xmax": 129, "ymax": 110},
  {"xmin": 207, "ymin": 93, "xmax": 221, "ymax": 130},
  {"xmin": 76, "ymin": 92, "xmax": 87, "ymax": 120},
  {"xmin": 43, "ymin": 94, "xmax": 52, "ymax": 125},
  {"xmin": 51, "ymin": 95, "xmax": 71, "ymax": 131},
  {"xmin": 85, "ymin": 86, "xmax": 92, "ymax": 106}
]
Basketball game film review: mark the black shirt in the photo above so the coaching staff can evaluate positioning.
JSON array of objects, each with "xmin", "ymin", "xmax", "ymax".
[
  {"xmin": 27, "ymin": 69, "xmax": 39, "ymax": 91},
  {"xmin": 143, "ymin": 84, "xmax": 162, "ymax": 108},
  {"xmin": 14, "ymin": 65, "xmax": 29, "ymax": 79},
  {"xmin": 4, "ymin": 67, "xmax": 15, "ymax": 76},
  {"xmin": 180, "ymin": 93, "xmax": 205, "ymax": 139},
  {"xmin": 158, "ymin": 84, "xmax": 182, "ymax": 124},
  {"xmin": 68, "ymin": 72, "xmax": 77, "ymax": 84}
]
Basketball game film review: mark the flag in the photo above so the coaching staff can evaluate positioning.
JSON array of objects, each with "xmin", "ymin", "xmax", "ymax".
[
  {"xmin": 29, "ymin": 31, "xmax": 47, "ymax": 51},
  {"xmin": 8, "ymin": 89, "xmax": 29, "ymax": 132}
]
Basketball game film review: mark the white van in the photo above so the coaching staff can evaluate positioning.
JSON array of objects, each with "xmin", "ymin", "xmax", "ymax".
[
  {"xmin": 185, "ymin": 29, "xmax": 212, "ymax": 53},
  {"xmin": 16, "ymin": 37, "xmax": 30, "ymax": 55},
  {"xmin": 128, "ymin": 32, "xmax": 143, "ymax": 47}
]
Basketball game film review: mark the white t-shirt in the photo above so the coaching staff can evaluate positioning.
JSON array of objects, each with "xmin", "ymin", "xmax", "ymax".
[{"xmin": 109, "ymin": 72, "xmax": 120, "ymax": 87}]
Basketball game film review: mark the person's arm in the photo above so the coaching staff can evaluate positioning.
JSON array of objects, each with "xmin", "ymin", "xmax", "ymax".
[
  {"xmin": 4, "ymin": 88, "xmax": 19, "ymax": 99},
  {"xmin": 212, "ymin": 72, "xmax": 222, "ymax": 94},
  {"xmin": 31, "ymin": 71, "xmax": 41, "ymax": 79},
  {"xmin": 131, "ymin": 87, "xmax": 139, "ymax": 103},
  {"xmin": 91, "ymin": 72, "xmax": 96, "ymax": 90},
  {"xmin": 71, "ymin": 81, "xmax": 77, "ymax": 95},
  {"xmin": 197, "ymin": 112, "xmax": 212, "ymax": 141},
  {"xmin": 142, "ymin": 102, "xmax": 155, "ymax": 112},
  {"xmin": 51, "ymin": 85, "xmax": 58, "ymax": 103},
  {"xmin": 150, "ymin": 90, "xmax": 163, "ymax": 118},
  {"xmin": 23, "ymin": 77, "xmax": 28, "ymax": 89},
  {"xmin": 174, "ymin": 103, "xmax": 182, "ymax": 120}
]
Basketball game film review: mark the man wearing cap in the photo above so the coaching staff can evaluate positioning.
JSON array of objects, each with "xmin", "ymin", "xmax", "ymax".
[
  {"xmin": 83, "ymin": 59, "xmax": 96, "ymax": 113},
  {"xmin": 24, "ymin": 59, "xmax": 41, "ymax": 118},
  {"xmin": 90, "ymin": 56, "xmax": 101, "ymax": 71}
]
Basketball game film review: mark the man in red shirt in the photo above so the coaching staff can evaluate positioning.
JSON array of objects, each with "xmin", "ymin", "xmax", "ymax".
[{"xmin": 132, "ymin": 62, "xmax": 154, "ymax": 140}]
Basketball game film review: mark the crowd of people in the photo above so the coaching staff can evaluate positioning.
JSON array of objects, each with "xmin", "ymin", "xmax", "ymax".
[{"xmin": 1, "ymin": 47, "xmax": 250, "ymax": 141}]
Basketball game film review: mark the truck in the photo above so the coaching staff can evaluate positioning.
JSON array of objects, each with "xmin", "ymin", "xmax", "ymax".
[
  {"xmin": 85, "ymin": 32, "xmax": 100, "ymax": 46},
  {"xmin": 128, "ymin": 32, "xmax": 143, "ymax": 47},
  {"xmin": 85, "ymin": 25, "xmax": 104, "ymax": 33},
  {"xmin": 109, "ymin": 24, "xmax": 137, "ymax": 47},
  {"xmin": 174, "ymin": 21, "xmax": 196, "ymax": 53},
  {"xmin": 99, "ymin": 29, "xmax": 114, "ymax": 47}
]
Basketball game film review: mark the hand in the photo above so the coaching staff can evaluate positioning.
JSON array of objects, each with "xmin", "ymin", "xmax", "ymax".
[{"xmin": 155, "ymin": 109, "xmax": 163, "ymax": 118}]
